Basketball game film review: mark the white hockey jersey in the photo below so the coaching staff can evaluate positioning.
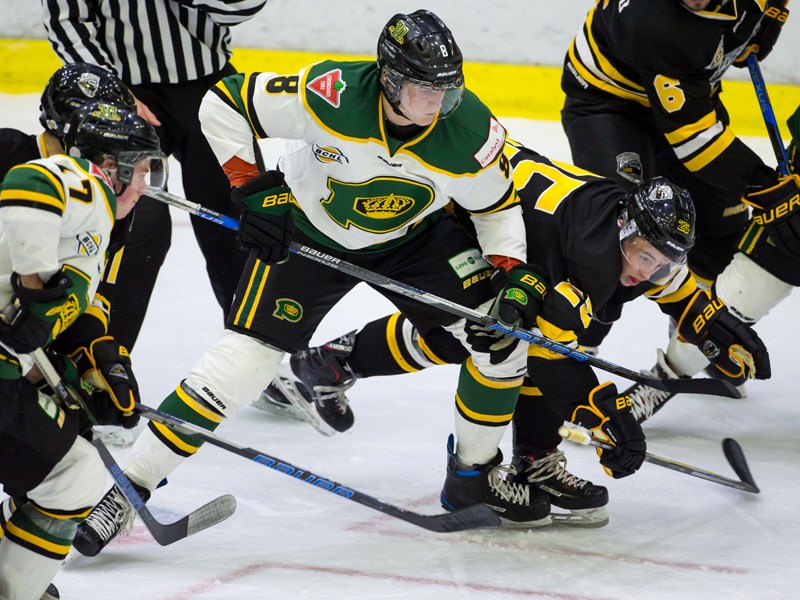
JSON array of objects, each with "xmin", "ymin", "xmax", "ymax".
[
  {"xmin": 0, "ymin": 154, "xmax": 116, "ymax": 341},
  {"xmin": 199, "ymin": 60, "xmax": 526, "ymax": 260}
]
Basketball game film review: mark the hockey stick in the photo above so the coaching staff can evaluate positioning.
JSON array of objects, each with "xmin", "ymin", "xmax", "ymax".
[
  {"xmin": 558, "ymin": 422, "xmax": 759, "ymax": 494},
  {"xmin": 135, "ymin": 403, "xmax": 501, "ymax": 533},
  {"xmin": 746, "ymin": 54, "xmax": 791, "ymax": 177},
  {"xmin": 29, "ymin": 348, "xmax": 237, "ymax": 546},
  {"xmin": 150, "ymin": 190, "xmax": 740, "ymax": 399}
]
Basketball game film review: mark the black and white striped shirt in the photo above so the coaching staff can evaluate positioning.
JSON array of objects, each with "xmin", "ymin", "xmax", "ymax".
[{"xmin": 42, "ymin": 0, "xmax": 268, "ymax": 85}]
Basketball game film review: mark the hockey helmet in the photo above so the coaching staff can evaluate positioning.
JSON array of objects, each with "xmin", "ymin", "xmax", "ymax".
[
  {"xmin": 619, "ymin": 177, "xmax": 696, "ymax": 281},
  {"xmin": 64, "ymin": 101, "xmax": 167, "ymax": 193},
  {"xmin": 39, "ymin": 63, "xmax": 136, "ymax": 139},
  {"xmin": 377, "ymin": 10, "xmax": 465, "ymax": 119}
]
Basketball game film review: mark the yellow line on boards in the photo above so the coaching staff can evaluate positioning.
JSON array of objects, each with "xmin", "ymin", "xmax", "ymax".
[{"xmin": 1, "ymin": 38, "xmax": 795, "ymax": 139}]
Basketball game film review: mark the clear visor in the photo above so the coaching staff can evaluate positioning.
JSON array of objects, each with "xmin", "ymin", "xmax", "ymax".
[
  {"xmin": 399, "ymin": 78, "xmax": 464, "ymax": 118},
  {"xmin": 619, "ymin": 218, "xmax": 685, "ymax": 283},
  {"xmin": 116, "ymin": 150, "xmax": 169, "ymax": 194}
]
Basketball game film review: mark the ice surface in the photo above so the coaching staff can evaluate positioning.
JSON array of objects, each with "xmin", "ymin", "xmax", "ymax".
[{"xmin": 2, "ymin": 95, "xmax": 799, "ymax": 599}]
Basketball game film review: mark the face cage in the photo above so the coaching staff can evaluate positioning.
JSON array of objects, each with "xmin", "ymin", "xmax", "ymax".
[
  {"xmin": 115, "ymin": 150, "xmax": 169, "ymax": 194},
  {"xmin": 382, "ymin": 66, "xmax": 464, "ymax": 119},
  {"xmin": 619, "ymin": 214, "xmax": 687, "ymax": 283}
]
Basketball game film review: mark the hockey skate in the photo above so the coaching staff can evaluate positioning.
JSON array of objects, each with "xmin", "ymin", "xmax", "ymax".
[
  {"xmin": 255, "ymin": 361, "xmax": 337, "ymax": 437},
  {"xmin": 440, "ymin": 435, "xmax": 551, "ymax": 528},
  {"xmin": 73, "ymin": 482, "xmax": 149, "ymax": 557},
  {"xmin": 626, "ymin": 349, "xmax": 678, "ymax": 423},
  {"xmin": 510, "ymin": 450, "xmax": 609, "ymax": 527},
  {"xmin": 288, "ymin": 331, "xmax": 358, "ymax": 433},
  {"xmin": 93, "ymin": 425, "xmax": 135, "ymax": 448},
  {"xmin": 42, "ymin": 584, "xmax": 59, "ymax": 599}
]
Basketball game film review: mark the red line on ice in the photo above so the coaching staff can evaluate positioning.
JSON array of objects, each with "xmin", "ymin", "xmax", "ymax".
[{"xmin": 163, "ymin": 560, "xmax": 609, "ymax": 600}]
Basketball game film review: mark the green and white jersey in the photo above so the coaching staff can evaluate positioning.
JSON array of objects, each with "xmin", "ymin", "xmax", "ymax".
[
  {"xmin": 0, "ymin": 154, "xmax": 116, "ymax": 311},
  {"xmin": 201, "ymin": 60, "xmax": 526, "ymax": 259}
]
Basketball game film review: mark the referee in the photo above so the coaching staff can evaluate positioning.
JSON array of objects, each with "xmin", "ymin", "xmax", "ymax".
[{"xmin": 42, "ymin": 0, "xmax": 268, "ymax": 351}]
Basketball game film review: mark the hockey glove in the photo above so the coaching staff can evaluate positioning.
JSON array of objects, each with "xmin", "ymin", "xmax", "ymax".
[
  {"xmin": 72, "ymin": 336, "xmax": 139, "ymax": 414},
  {"xmin": 734, "ymin": 0, "xmax": 789, "ymax": 66},
  {"xmin": 570, "ymin": 382, "xmax": 646, "ymax": 479},
  {"xmin": 45, "ymin": 353, "xmax": 139, "ymax": 430},
  {"xmin": 743, "ymin": 174, "xmax": 800, "ymax": 255},
  {"xmin": 0, "ymin": 272, "xmax": 75, "ymax": 354},
  {"xmin": 676, "ymin": 290, "xmax": 771, "ymax": 384},
  {"xmin": 465, "ymin": 264, "xmax": 547, "ymax": 364},
  {"xmin": 231, "ymin": 171, "xmax": 294, "ymax": 265}
]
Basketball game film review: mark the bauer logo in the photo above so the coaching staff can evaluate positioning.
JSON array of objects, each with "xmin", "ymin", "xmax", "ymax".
[
  {"xmin": 474, "ymin": 118, "xmax": 506, "ymax": 168},
  {"xmin": 448, "ymin": 248, "xmax": 491, "ymax": 279},
  {"xmin": 307, "ymin": 69, "xmax": 347, "ymax": 108},
  {"xmin": 313, "ymin": 143, "xmax": 349, "ymax": 164},
  {"xmin": 273, "ymin": 298, "xmax": 303, "ymax": 323},
  {"xmin": 76, "ymin": 231, "xmax": 102, "ymax": 256}
]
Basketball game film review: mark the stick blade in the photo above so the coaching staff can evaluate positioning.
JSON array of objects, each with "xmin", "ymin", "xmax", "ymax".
[
  {"xmin": 409, "ymin": 504, "xmax": 501, "ymax": 533},
  {"xmin": 187, "ymin": 494, "xmax": 237, "ymax": 536},
  {"xmin": 641, "ymin": 376, "xmax": 742, "ymax": 399},
  {"xmin": 722, "ymin": 438, "xmax": 760, "ymax": 493}
]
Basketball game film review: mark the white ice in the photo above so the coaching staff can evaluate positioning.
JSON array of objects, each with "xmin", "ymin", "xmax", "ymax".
[{"xmin": 2, "ymin": 95, "xmax": 800, "ymax": 599}]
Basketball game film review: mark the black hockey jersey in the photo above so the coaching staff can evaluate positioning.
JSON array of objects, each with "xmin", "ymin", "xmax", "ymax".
[
  {"xmin": 563, "ymin": 0, "xmax": 776, "ymax": 191},
  {"xmin": 504, "ymin": 140, "xmax": 699, "ymax": 352},
  {"xmin": 0, "ymin": 129, "xmax": 46, "ymax": 181}
]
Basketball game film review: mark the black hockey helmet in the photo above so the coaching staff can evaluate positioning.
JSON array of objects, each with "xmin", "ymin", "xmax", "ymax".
[
  {"xmin": 377, "ymin": 10, "xmax": 465, "ymax": 119},
  {"xmin": 64, "ymin": 101, "xmax": 167, "ymax": 192},
  {"xmin": 619, "ymin": 177, "xmax": 696, "ymax": 278},
  {"xmin": 39, "ymin": 63, "xmax": 136, "ymax": 139}
]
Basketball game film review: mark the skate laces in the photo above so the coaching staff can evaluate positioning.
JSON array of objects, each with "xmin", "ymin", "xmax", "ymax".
[
  {"xmin": 487, "ymin": 465, "xmax": 531, "ymax": 506},
  {"xmin": 628, "ymin": 384, "xmax": 671, "ymax": 421},
  {"xmin": 313, "ymin": 379, "xmax": 355, "ymax": 414},
  {"xmin": 521, "ymin": 451, "xmax": 588, "ymax": 491},
  {"xmin": 83, "ymin": 487, "xmax": 135, "ymax": 541}
]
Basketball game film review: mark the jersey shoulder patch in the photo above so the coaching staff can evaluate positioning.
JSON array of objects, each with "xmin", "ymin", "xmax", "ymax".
[{"xmin": 302, "ymin": 60, "xmax": 381, "ymax": 140}]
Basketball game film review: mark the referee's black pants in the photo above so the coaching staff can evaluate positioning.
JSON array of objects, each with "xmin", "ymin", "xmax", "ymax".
[{"xmin": 108, "ymin": 64, "xmax": 247, "ymax": 350}]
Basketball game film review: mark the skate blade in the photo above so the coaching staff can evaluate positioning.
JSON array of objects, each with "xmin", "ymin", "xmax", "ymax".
[
  {"xmin": 550, "ymin": 506, "xmax": 609, "ymax": 528},
  {"xmin": 498, "ymin": 514, "xmax": 553, "ymax": 529},
  {"xmin": 271, "ymin": 375, "xmax": 336, "ymax": 437},
  {"xmin": 253, "ymin": 388, "xmax": 307, "ymax": 422},
  {"xmin": 93, "ymin": 426, "xmax": 135, "ymax": 448}
]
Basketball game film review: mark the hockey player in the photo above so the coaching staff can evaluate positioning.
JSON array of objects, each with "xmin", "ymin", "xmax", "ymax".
[
  {"xmin": 0, "ymin": 62, "xmax": 141, "ymax": 449},
  {"xmin": 0, "ymin": 101, "xmax": 165, "ymax": 600},
  {"xmin": 74, "ymin": 9, "xmax": 558, "ymax": 554},
  {"xmin": 560, "ymin": 0, "xmax": 796, "ymax": 415},
  {"xmin": 264, "ymin": 141, "xmax": 771, "ymax": 526}
]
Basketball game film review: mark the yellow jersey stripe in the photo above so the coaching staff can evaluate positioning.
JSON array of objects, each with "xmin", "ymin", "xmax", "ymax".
[{"xmin": 455, "ymin": 392, "xmax": 514, "ymax": 423}]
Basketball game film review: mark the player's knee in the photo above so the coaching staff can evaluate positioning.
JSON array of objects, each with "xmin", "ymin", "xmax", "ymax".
[
  {"xmin": 185, "ymin": 329, "xmax": 285, "ymax": 418},
  {"xmin": 27, "ymin": 437, "xmax": 106, "ymax": 513}
]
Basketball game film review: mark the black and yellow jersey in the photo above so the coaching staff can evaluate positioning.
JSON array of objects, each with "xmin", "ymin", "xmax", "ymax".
[
  {"xmin": 562, "ymin": 0, "xmax": 775, "ymax": 190},
  {"xmin": 503, "ymin": 141, "xmax": 701, "ymax": 353}
]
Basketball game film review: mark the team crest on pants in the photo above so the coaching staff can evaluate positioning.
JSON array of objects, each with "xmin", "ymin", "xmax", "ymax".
[{"xmin": 273, "ymin": 298, "xmax": 303, "ymax": 322}]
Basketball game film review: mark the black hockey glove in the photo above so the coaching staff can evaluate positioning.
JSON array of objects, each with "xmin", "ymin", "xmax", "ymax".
[
  {"xmin": 733, "ymin": 0, "xmax": 789, "ymax": 66},
  {"xmin": 72, "ymin": 336, "xmax": 140, "ymax": 414},
  {"xmin": 570, "ymin": 382, "xmax": 646, "ymax": 479},
  {"xmin": 743, "ymin": 174, "xmax": 800, "ymax": 255},
  {"xmin": 465, "ymin": 264, "xmax": 547, "ymax": 364},
  {"xmin": 0, "ymin": 272, "xmax": 74, "ymax": 354},
  {"xmin": 45, "ymin": 352, "xmax": 139, "ymax": 430},
  {"xmin": 231, "ymin": 171, "xmax": 294, "ymax": 265},
  {"xmin": 676, "ymin": 290, "xmax": 771, "ymax": 385}
]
